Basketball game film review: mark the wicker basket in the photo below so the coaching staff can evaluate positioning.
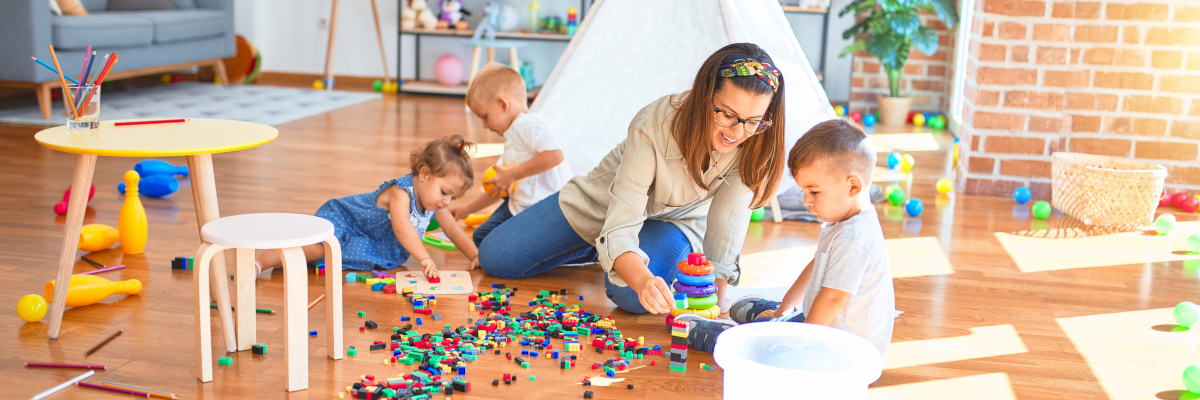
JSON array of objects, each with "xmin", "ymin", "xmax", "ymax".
[{"xmin": 1051, "ymin": 152, "xmax": 1167, "ymax": 229}]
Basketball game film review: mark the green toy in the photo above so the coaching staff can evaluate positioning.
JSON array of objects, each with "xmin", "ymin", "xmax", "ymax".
[
  {"xmin": 887, "ymin": 186, "xmax": 905, "ymax": 206},
  {"xmin": 750, "ymin": 207, "xmax": 765, "ymax": 222},
  {"xmin": 1176, "ymin": 302, "xmax": 1200, "ymax": 328},
  {"xmin": 1031, "ymin": 201, "xmax": 1051, "ymax": 220},
  {"xmin": 1185, "ymin": 364, "xmax": 1200, "ymax": 393},
  {"xmin": 1189, "ymin": 234, "xmax": 1200, "ymax": 254},
  {"xmin": 1156, "ymin": 214, "xmax": 1176, "ymax": 235},
  {"xmin": 218, "ymin": 357, "xmax": 232, "ymax": 366}
]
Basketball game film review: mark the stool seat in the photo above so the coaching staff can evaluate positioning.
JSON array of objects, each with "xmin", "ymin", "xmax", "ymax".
[{"xmin": 201, "ymin": 213, "xmax": 334, "ymax": 249}]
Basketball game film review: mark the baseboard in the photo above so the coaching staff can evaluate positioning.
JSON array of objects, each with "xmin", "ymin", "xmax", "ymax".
[{"xmin": 254, "ymin": 72, "xmax": 381, "ymax": 92}]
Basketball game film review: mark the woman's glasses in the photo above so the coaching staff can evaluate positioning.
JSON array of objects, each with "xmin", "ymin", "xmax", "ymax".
[{"xmin": 712, "ymin": 104, "xmax": 772, "ymax": 135}]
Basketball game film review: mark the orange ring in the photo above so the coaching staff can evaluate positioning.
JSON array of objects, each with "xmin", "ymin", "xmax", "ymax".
[{"xmin": 677, "ymin": 259, "xmax": 714, "ymax": 276}]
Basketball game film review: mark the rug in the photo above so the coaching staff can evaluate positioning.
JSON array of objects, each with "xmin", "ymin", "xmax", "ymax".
[{"xmin": 0, "ymin": 82, "xmax": 381, "ymax": 127}]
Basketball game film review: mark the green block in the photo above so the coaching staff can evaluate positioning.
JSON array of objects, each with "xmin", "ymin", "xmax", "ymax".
[
  {"xmin": 529, "ymin": 375, "xmax": 535, "ymax": 381},
  {"xmin": 357, "ymin": 311, "xmax": 365, "ymax": 317},
  {"xmin": 347, "ymin": 348, "xmax": 357, "ymax": 356},
  {"xmin": 357, "ymin": 274, "xmax": 367, "ymax": 283},
  {"xmin": 394, "ymin": 327, "xmax": 400, "ymax": 332},
  {"xmin": 669, "ymin": 365, "xmax": 686, "ymax": 372},
  {"xmin": 521, "ymin": 362, "xmax": 530, "ymax": 368},
  {"xmin": 383, "ymin": 388, "xmax": 396, "ymax": 398},
  {"xmin": 217, "ymin": 357, "xmax": 232, "ymax": 366}
]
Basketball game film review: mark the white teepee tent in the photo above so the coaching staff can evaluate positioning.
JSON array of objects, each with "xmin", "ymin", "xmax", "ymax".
[{"xmin": 531, "ymin": 0, "xmax": 838, "ymax": 208}]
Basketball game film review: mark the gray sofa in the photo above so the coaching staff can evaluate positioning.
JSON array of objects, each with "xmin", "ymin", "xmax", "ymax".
[{"xmin": 0, "ymin": 0, "xmax": 235, "ymax": 119}]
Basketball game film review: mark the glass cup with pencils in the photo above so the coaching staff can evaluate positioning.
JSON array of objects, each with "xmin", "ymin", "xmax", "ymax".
[{"xmin": 63, "ymin": 83, "xmax": 100, "ymax": 130}]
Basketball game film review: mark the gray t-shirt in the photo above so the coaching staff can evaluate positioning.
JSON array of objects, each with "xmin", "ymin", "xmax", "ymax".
[{"xmin": 800, "ymin": 207, "xmax": 895, "ymax": 358}]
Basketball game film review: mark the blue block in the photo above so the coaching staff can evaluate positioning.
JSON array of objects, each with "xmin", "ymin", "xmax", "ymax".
[
  {"xmin": 400, "ymin": 316, "xmax": 408, "ymax": 321},
  {"xmin": 427, "ymin": 296, "xmax": 435, "ymax": 300},
  {"xmin": 531, "ymin": 351, "xmax": 539, "ymax": 358},
  {"xmin": 521, "ymin": 350, "xmax": 529, "ymax": 355},
  {"xmin": 653, "ymin": 345, "xmax": 661, "ymax": 350},
  {"xmin": 579, "ymin": 296, "xmax": 584, "ymax": 300},
  {"xmin": 345, "ymin": 273, "xmax": 357, "ymax": 282},
  {"xmin": 492, "ymin": 283, "xmax": 498, "ymax": 288},
  {"xmin": 416, "ymin": 318, "xmax": 423, "ymax": 325},
  {"xmin": 371, "ymin": 282, "xmax": 386, "ymax": 291},
  {"xmin": 414, "ymin": 300, "xmax": 425, "ymax": 306},
  {"xmin": 606, "ymin": 370, "xmax": 616, "ymax": 378},
  {"xmin": 309, "ymin": 330, "xmax": 317, "ymax": 337},
  {"xmin": 457, "ymin": 366, "xmax": 466, "ymax": 375},
  {"xmin": 552, "ymin": 350, "xmax": 559, "ymax": 359}
]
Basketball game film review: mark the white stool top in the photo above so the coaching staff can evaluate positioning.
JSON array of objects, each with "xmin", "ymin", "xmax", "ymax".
[{"xmin": 201, "ymin": 213, "xmax": 335, "ymax": 249}]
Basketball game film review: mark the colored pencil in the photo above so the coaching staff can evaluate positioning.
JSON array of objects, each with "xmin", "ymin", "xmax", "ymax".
[
  {"xmin": 114, "ymin": 119, "xmax": 187, "ymax": 126},
  {"xmin": 74, "ymin": 53, "xmax": 107, "ymax": 110},
  {"xmin": 75, "ymin": 50, "xmax": 97, "ymax": 110},
  {"xmin": 308, "ymin": 294, "xmax": 326, "ymax": 310},
  {"xmin": 78, "ymin": 265, "xmax": 126, "ymax": 275},
  {"xmin": 81, "ymin": 255, "xmax": 104, "ymax": 268},
  {"xmin": 78, "ymin": 53, "xmax": 117, "ymax": 115},
  {"xmin": 47, "ymin": 46, "xmax": 79, "ymax": 119},
  {"xmin": 31, "ymin": 57, "xmax": 80, "ymax": 85},
  {"xmin": 25, "ymin": 362, "xmax": 106, "ymax": 369},
  {"xmin": 79, "ymin": 382, "xmax": 151, "ymax": 397},
  {"xmin": 103, "ymin": 382, "xmax": 177, "ymax": 399},
  {"xmin": 31, "ymin": 370, "xmax": 94, "ymax": 400},
  {"xmin": 210, "ymin": 304, "xmax": 275, "ymax": 314},
  {"xmin": 74, "ymin": 45, "xmax": 91, "ymax": 101},
  {"xmin": 84, "ymin": 329, "xmax": 123, "ymax": 356}
]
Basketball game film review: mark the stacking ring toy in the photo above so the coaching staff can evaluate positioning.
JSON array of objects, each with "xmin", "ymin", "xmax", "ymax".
[
  {"xmin": 676, "ymin": 271, "xmax": 715, "ymax": 286},
  {"xmin": 678, "ymin": 258, "xmax": 714, "ymax": 276},
  {"xmin": 669, "ymin": 304, "xmax": 721, "ymax": 318},
  {"xmin": 685, "ymin": 294, "xmax": 718, "ymax": 309},
  {"xmin": 672, "ymin": 281, "xmax": 717, "ymax": 296}
]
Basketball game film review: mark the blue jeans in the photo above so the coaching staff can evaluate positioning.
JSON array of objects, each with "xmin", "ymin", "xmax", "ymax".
[
  {"xmin": 472, "ymin": 198, "xmax": 514, "ymax": 247},
  {"xmin": 477, "ymin": 192, "xmax": 693, "ymax": 314}
]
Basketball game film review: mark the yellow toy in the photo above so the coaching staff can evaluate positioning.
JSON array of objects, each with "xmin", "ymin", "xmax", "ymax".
[
  {"xmin": 119, "ymin": 171, "xmax": 148, "ymax": 254},
  {"xmin": 464, "ymin": 213, "xmax": 492, "ymax": 227},
  {"xmin": 481, "ymin": 166, "xmax": 513, "ymax": 198},
  {"xmin": 913, "ymin": 113, "xmax": 926, "ymax": 127},
  {"xmin": 45, "ymin": 274, "xmax": 142, "ymax": 307},
  {"xmin": 936, "ymin": 178, "xmax": 954, "ymax": 194},
  {"xmin": 952, "ymin": 143, "xmax": 960, "ymax": 164},
  {"xmin": 899, "ymin": 154, "xmax": 915, "ymax": 172},
  {"xmin": 17, "ymin": 294, "xmax": 48, "ymax": 322},
  {"xmin": 669, "ymin": 305, "xmax": 721, "ymax": 318},
  {"xmin": 313, "ymin": 80, "xmax": 325, "ymax": 90},
  {"xmin": 78, "ymin": 224, "xmax": 119, "ymax": 252}
]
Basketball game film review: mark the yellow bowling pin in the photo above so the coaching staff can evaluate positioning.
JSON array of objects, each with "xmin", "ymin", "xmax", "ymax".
[
  {"xmin": 45, "ymin": 274, "xmax": 142, "ymax": 307},
  {"xmin": 118, "ymin": 170, "xmax": 148, "ymax": 254}
]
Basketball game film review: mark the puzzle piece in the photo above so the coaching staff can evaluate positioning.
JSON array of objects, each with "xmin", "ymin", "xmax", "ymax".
[{"xmin": 428, "ymin": 277, "xmax": 441, "ymax": 284}]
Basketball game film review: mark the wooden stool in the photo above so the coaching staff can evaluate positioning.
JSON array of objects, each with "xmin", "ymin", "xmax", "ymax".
[
  {"xmin": 194, "ymin": 213, "xmax": 343, "ymax": 391},
  {"xmin": 465, "ymin": 39, "xmax": 527, "ymax": 82}
]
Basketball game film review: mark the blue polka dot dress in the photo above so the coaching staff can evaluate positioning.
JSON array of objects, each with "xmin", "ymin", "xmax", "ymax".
[{"xmin": 316, "ymin": 174, "xmax": 434, "ymax": 271}]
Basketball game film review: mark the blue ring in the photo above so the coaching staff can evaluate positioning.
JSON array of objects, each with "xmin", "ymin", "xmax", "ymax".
[{"xmin": 676, "ymin": 272, "xmax": 715, "ymax": 286}]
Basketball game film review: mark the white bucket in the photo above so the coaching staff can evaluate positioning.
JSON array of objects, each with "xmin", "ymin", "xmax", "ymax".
[{"xmin": 713, "ymin": 322, "xmax": 882, "ymax": 399}]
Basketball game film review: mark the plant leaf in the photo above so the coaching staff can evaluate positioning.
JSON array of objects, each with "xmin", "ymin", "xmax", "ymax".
[
  {"xmin": 842, "ymin": 15, "xmax": 874, "ymax": 40},
  {"xmin": 889, "ymin": 11, "xmax": 920, "ymax": 35},
  {"xmin": 838, "ymin": 0, "xmax": 876, "ymax": 17},
  {"xmin": 912, "ymin": 26, "xmax": 939, "ymax": 55},
  {"xmin": 929, "ymin": 0, "xmax": 960, "ymax": 28},
  {"xmin": 867, "ymin": 34, "xmax": 904, "ymax": 70},
  {"xmin": 839, "ymin": 40, "xmax": 867, "ymax": 58}
]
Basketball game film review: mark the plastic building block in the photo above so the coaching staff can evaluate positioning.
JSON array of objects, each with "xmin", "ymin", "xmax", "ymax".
[
  {"xmin": 401, "ymin": 316, "xmax": 408, "ymax": 321},
  {"xmin": 457, "ymin": 366, "xmax": 466, "ymax": 375},
  {"xmin": 584, "ymin": 390, "xmax": 593, "ymax": 399},
  {"xmin": 217, "ymin": 356, "xmax": 232, "ymax": 366},
  {"xmin": 579, "ymin": 296, "xmax": 584, "ymax": 300},
  {"xmin": 627, "ymin": 384, "xmax": 634, "ymax": 390},
  {"xmin": 428, "ymin": 277, "xmax": 441, "ymax": 283},
  {"xmin": 345, "ymin": 272, "xmax": 357, "ymax": 282},
  {"xmin": 529, "ymin": 375, "xmax": 535, "ymax": 381},
  {"xmin": 357, "ymin": 311, "xmax": 366, "ymax": 317},
  {"xmin": 492, "ymin": 380, "xmax": 499, "ymax": 386},
  {"xmin": 310, "ymin": 330, "xmax": 317, "ymax": 337},
  {"xmin": 365, "ymin": 320, "xmax": 378, "ymax": 329},
  {"xmin": 252, "ymin": 343, "xmax": 266, "ymax": 355},
  {"xmin": 347, "ymin": 346, "xmax": 357, "ymax": 356},
  {"xmin": 432, "ymin": 313, "xmax": 442, "ymax": 321},
  {"xmin": 416, "ymin": 318, "xmax": 423, "ymax": 325},
  {"xmin": 370, "ymin": 342, "xmax": 386, "ymax": 351}
]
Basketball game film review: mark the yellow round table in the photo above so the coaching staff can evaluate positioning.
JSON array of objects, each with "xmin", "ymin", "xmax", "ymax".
[{"xmin": 35, "ymin": 119, "xmax": 277, "ymax": 346}]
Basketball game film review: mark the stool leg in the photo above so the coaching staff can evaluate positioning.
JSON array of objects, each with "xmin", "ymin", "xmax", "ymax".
[
  {"xmin": 487, "ymin": 47, "xmax": 495, "ymax": 64},
  {"xmin": 194, "ymin": 242, "xmax": 226, "ymax": 383},
  {"xmin": 235, "ymin": 248, "xmax": 257, "ymax": 351},
  {"xmin": 469, "ymin": 46, "xmax": 482, "ymax": 82},
  {"xmin": 509, "ymin": 48, "xmax": 519, "ymax": 70},
  {"xmin": 279, "ymin": 247, "xmax": 309, "ymax": 392},
  {"xmin": 324, "ymin": 236, "xmax": 343, "ymax": 360}
]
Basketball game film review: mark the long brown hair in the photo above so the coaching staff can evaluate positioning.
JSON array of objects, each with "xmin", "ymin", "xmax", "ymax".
[{"xmin": 670, "ymin": 43, "xmax": 786, "ymax": 208}]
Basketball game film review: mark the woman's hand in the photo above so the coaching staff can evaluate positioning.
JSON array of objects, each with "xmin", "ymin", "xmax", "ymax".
[
  {"xmin": 637, "ymin": 276, "xmax": 675, "ymax": 314},
  {"xmin": 420, "ymin": 258, "xmax": 439, "ymax": 278}
]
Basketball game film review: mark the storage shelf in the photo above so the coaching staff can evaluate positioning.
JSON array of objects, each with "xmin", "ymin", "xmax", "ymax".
[
  {"xmin": 399, "ymin": 80, "xmax": 542, "ymax": 98},
  {"xmin": 400, "ymin": 28, "xmax": 571, "ymax": 41},
  {"xmin": 781, "ymin": 5, "xmax": 828, "ymax": 14}
]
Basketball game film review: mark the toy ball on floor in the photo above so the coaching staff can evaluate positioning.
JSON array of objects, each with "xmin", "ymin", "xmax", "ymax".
[
  {"xmin": 435, "ymin": 54, "xmax": 466, "ymax": 86},
  {"xmin": 1155, "ymin": 213, "xmax": 1177, "ymax": 235},
  {"xmin": 906, "ymin": 111, "xmax": 917, "ymax": 123},
  {"xmin": 1178, "ymin": 302, "xmax": 1200, "ymax": 328},
  {"xmin": 834, "ymin": 104, "xmax": 847, "ymax": 116},
  {"xmin": 899, "ymin": 154, "xmax": 915, "ymax": 172},
  {"xmin": 373, "ymin": 80, "xmax": 384, "ymax": 92},
  {"xmin": 929, "ymin": 115, "xmax": 946, "ymax": 130},
  {"xmin": 1172, "ymin": 192, "xmax": 1191, "ymax": 208},
  {"xmin": 750, "ymin": 207, "xmax": 765, "ymax": 222},
  {"xmin": 849, "ymin": 111, "xmax": 863, "ymax": 123},
  {"xmin": 913, "ymin": 113, "xmax": 926, "ymax": 127},
  {"xmin": 17, "ymin": 294, "xmax": 47, "ymax": 322},
  {"xmin": 1189, "ymin": 233, "xmax": 1200, "ymax": 253},
  {"xmin": 886, "ymin": 186, "xmax": 905, "ymax": 206},
  {"xmin": 936, "ymin": 178, "xmax": 954, "ymax": 194},
  {"xmin": 904, "ymin": 198, "xmax": 923, "ymax": 217},
  {"xmin": 384, "ymin": 82, "xmax": 399, "ymax": 94},
  {"xmin": 1183, "ymin": 196, "xmax": 1200, "ymax": 213},
  {"xmin": 886, "ymin": 152, "xmax": 901, "ymax": 169},
  {"xmin": 1031, "ymin": 200, "xmax": 1051, "ymax": 220},
  {"xmin": 1186, "ymin": 364, "xmax": 1200, "ymax": 394},
  {"xmin": 1013, "ymin": 187, "xmax": 1032, "ymax": 204},
  {"xmin": 1161, "ymin": 190, "xmax": 1173, "ymax": 207},
  {"xmin": 312, "ymin": 80, "xmax": 325, "ymax": 90},
  {"xmin": 863, "ymin": 113, "xmax": 876, "ymax": 127}
]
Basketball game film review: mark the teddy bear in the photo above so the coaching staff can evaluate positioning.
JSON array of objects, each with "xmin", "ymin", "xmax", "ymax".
[{"xmin": 401, "ymin": 0, "xmax": 438, "ymax": 30}]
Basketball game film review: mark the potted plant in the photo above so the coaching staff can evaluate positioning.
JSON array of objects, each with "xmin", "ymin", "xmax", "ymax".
[{"xmin": 839, "ymin": 0, "xmax": 959, "ymax": 126}]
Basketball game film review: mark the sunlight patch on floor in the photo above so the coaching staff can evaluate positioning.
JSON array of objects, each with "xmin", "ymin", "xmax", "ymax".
[
  {"xmin": 994, "ymin": 221, "xmax": 1200, "ymax": 272},
  {"xmin": 883, "ymin": 324, "xmax": 1028, "ymax": 370},
  {"xmin": 472, "ymin": 143, "xmax": 504, "ymax": 158},
  {"xmin": 870, "ymin": 132, "xmax": 940, "ymax": 152},
  {"xmin": 1057, "ymin": 308, "xmax": 1200, "ymax": 399},
  {"xmin": 869, "ymin": 373, "xmax": 1017, "ymax": 400}
]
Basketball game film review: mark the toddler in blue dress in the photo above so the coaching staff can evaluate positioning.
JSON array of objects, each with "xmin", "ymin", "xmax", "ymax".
[{"xmin": 255, "ymin": 136, "xmax": 481, "ymax": 277}]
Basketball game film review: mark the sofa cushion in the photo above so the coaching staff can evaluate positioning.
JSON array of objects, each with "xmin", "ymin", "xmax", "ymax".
[
  {"xmin": 78, "ymin": 0, "xmax": 107, "ymax": 11},
  {"xmin": 108, "ymin": 0, "xmax": 175, "ymax": 11},
  {"xmin": 51, "ymin": 14, "xmax": 153, "ymax": 50},
  {"xmin": 173, "ymin": 0, "xmax": 195, "ymax": 8},
  {"xmin": 106, "ymin": 10, "xmax": 226, "ymax": 44}
]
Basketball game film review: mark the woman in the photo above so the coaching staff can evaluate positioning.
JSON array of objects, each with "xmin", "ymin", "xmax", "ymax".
[{"xmin": 478, "ymin": 43, "xmax": 787, "ymax": 314}]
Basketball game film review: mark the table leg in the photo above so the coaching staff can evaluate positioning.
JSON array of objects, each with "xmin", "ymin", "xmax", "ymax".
[
  {"xmin": 47, "ymin": 154, "xmax": 97, "ymax": 339},
  {"xmin": 187, "ymin": 154, "xmax": 237, "ymax": 353}
]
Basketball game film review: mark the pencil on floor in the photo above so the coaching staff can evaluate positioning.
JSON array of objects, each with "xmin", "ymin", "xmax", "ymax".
[
  {"xmin": 85, "ymin": 329, "xmax": 123, "ymax": 356},
  {"xmin": 81, "ymin": 255, "xmax": 105, "ymax": 268},
  {"xmin": 103, "ymin": 381, "xmax": 176, "ymax": 399},
  {"xmin": 210, "ymin": 304, "xmax": 274, "ymax": 314},
  {"xmin": 78, "ymin": 382, "xmax": 151, "ymax": 397},
  {"xmin": 308, "ymin": 294, "xmax": 326, "ymax": 310},
  {"xmin": 31, "ymin": 370, "xmax": 94, "ymax": 400}
]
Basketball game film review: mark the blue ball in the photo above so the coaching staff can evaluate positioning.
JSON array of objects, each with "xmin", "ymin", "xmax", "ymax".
[
  {"xmin": 1013, "ymin": 187, "xmax": 1032, "ymax": 204},
  {"xmin": 904, "ymin": 198, "xmax": 924, "ymax": 217},
  {"xmin": 886, "ymin": 152, "xmax": 901, "ymax": 169},
  {"xmin": 863, "ymin": 113, "xmax": 876, "ymax": 127}
]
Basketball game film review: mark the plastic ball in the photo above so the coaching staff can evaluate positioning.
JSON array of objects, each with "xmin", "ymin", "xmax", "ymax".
[
  {"xmin": 373, "ymin": 80, "xmax": 383, "ymax": 92},
  {"xmin": 1156, "ymin": 213, "xmax": 1177, "ymax": 235},
  {"xmin": 904, "ymin": 198, "xmax": 923, "ymax": 217},
  {"xmin": 936, "ymin": 178, "xmax": 954, "ymax": 194},
  {"xmin": 929, "ymin": 116, "xmax": 946, "ymax": 130},
  {"xmin": 849, "ymin": 111, "xmax": 863, "ymax": 123},
  {"xmin": 834, "ymin": 105, "xmax": 845, "ymax": 116},
  {"xmin": 312, "ymin": 80, "xmax": 324, "ymax": 90},
  {"xmin": 1177, "ymin": 302, "xmax": 1200, "ymax": 328},
  {"xmin": 952, "ymin": 143, "xmax": 959, "ymax": 164},
  {"xmin": 906, "ymin": 111, "xmax": 917, "ymax": 123},
  {"xmin": 750, "ymin": 208, "xmax": 765, "ymax": 222},
  {"xmin": 481, "ymin": 166, "xmax": 512, "ymax": 198},
  {"xmin": 1173, "ymin": 192, "xmax": 1191, "ymax": 209},
  {"xmin": 1184, "ymin": 196, "xmax": 1200, "ymax": 213},
  {"xmin": 1161, "ymin": 190, "xmax": 1172, "ymax": 207},
  {"xmin": 899, "ymin": 154, "xmax": 915, "ymax": 172},
  {"xmin": 886, "ymin": 152, "xmax": 901, "ymax": 169},
  {"xmin": 434, "ymin": 54, "xmax": 466, "ymax": 86},
  {"xmin": 1186, "ymin": 364, "xmax": 1200, "ymax": 394},
  {"xmin": 1013, "ymin": 187, "xmax": 1032, "ymax": 204},
  {"xmin": 17, "ymin": 294, "xmax": 47, "ymax": 322},
  {"xmin": 863, "ymin": 113, "xmax": 876, "ymax": 127},
  {"xmin": 1189, "ymin": 233, "xmax": 1200, "ymax": 253},
  {"xmin": 912, "ymin": 113, "xmax": 926, "ymax": 127},
  {"xmin": 1031, "ymin": 200, "xmax": 1051, "ymax": 219},
  {"xmin": 886, "ymin": 186, "xmax": 905, "ymax": 206},
  {"xmin": 161, "ymin": 73, "xmax": 172, "ymax": 84}
]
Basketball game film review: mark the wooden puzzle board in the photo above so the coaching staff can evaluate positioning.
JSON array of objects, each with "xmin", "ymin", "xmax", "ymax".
[{"xmin": 394, "ymin": 270, "xmax": 475, "ymax": 295}]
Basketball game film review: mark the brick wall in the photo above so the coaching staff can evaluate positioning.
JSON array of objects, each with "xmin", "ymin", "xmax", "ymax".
[
  {"xmin": 848, "ymin": 13, "xmax": 958, "ymax": 115},
  {"xmin": 958, "ymin": 0, "xmax": 1200, "ymax": 198}
]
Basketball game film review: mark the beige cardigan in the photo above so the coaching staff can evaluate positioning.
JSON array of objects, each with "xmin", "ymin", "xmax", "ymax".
[{"xmin": 559, "ymin": 92, "xmax": 754, "ymax": 287}]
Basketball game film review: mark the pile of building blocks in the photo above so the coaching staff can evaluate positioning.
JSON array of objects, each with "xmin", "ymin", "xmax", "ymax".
[
  {"xmin": 171, "ymin": 256, "xmax": 193, "ymax": 270},
  {"xmin": 668, "ymin": 253, "xmax": 721, "ymax": 321},
  {"xmin": 670, "ymin": 320, "xmax": 688, "ymax": 372},
  {"xmin": 314, "ymin": 260, "xmax": 326, "ymax": 275}
]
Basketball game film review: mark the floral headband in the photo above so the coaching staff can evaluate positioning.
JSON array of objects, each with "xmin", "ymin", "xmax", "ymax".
[{"xmin": 718, "ymin": 54, "xmax": 781, "ymax": 93}]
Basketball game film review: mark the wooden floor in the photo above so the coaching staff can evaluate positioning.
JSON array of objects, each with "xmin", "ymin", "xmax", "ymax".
[{"xmin": 1, "ymin": 92, "xmax": 1198, "ymax": 400}]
